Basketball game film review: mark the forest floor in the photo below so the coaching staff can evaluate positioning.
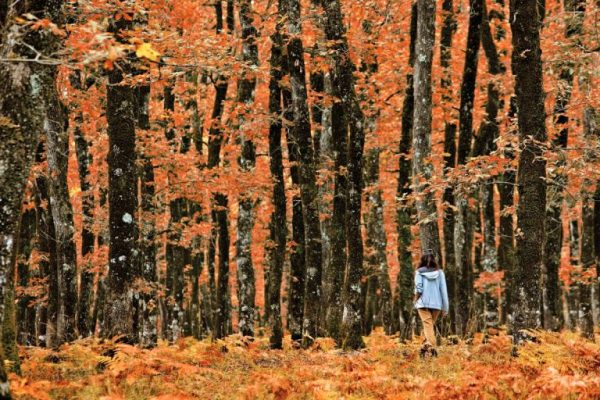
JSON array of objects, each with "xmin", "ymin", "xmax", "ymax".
[{"xmin": 10, "ymin": 328, "xmax": 600, "ymax": 400}]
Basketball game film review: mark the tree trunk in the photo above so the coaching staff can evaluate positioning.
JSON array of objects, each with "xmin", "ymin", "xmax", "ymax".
[
  {"xmin": 509, "ymin": 0, "xmax": 547, "ymax": 339},
  {"xmin": 235, "ymin": 0, "xmax": 259, "ymax": 338},
  {"xmin": 579, "ymin": 101, "xmax": 597, "ymax": 340},
  {"xmin": 208, "ymin": 1, "xmax": 232, "ymax": 340},
  {"xmin": 73, "ymin": 104, "xmax": 96, "ymax": 338},
  {"xmin": 542, "ymin": 0, "xmax": 585, "ymax": 332},
  {"xmin": 285, "ymin": 0, "xmax": 323, "ymax": 347},
  {"xmin": 45, "ymin": 90, "xmax": 78, "ymax": 344},
  {"xmin": 454, "ymin": 0, "xmax": 482, "ymax": 336},
  {"xmin": 440, "ymin": 0, "xmax": 457, "ymax": 335},
  {"xmin": 364, "ymin": 150, "xmax": 393, "ymax": 334},
  {"xmin": 266, "ymin": 7, "xmax": 287, "ymax": 348},
  {"xmin": 102, "ymin": 14, "xmax": 139, "ymax": 340},
  {"xmin": 16, "ymin": 208, "xmax": 36, "ymax": 345},
  {"xmin": 0, "ymin": 0, "xmax": 65, "ymax": 393},
  {"xmin": 393, "ymin": 1, "xmax": 417, "ymax": 341},
  {"xmin": 412, "ymin": 0, "xmax": 441, "ymax": 259},
  {"xmin": 134, "ymin": 81, "xmax": 158, "ymax": 347}
]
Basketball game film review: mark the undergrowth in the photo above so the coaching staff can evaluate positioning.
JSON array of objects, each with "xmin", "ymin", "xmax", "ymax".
[{"xmin": 10, "ymin": 329, "xmax": 600, "ymax": 399}]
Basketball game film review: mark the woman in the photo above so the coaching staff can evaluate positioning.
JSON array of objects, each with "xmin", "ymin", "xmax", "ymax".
[{"xmin": 414, "ymin": 249, "xmax": 449, "ymax": 358}]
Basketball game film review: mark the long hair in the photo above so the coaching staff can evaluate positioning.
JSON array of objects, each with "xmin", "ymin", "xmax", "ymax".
[{"xmin": 418, "ymin": 254, "xmax": 438, "ymax": 270}]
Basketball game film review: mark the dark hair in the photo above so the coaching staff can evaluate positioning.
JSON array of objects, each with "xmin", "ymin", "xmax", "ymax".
[{"xmin": 418, "ymin": 254, "xmax": 438, "ymax": 270}]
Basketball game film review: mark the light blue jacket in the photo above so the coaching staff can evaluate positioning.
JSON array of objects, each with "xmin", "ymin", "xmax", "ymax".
[{"xmin": 414, "ymin": 267, "xmax": 449, "ymax": 313}]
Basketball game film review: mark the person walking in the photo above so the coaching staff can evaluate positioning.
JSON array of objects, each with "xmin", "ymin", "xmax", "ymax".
[{"xmin": 414, "ymin": 249, "xmax": 449, "ymax": 357}]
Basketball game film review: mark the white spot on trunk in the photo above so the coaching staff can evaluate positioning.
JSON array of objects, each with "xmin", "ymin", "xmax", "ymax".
[{"xmin": 122, "ymin": 213, "xmax": 133, "ymax": 224}]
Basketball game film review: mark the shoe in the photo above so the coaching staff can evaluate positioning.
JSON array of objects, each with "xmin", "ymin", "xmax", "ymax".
[{"xmin": 419, "ymin": 344, "xmax": 431, "ymax": 359}]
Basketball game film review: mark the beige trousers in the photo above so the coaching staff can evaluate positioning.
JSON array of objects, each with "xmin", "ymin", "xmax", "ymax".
[{"xmin": 417, "ymin": 308, "xmax": 440, "ymax": 346}]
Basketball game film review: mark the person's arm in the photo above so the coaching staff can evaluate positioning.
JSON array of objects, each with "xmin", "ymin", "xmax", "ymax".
[
  {"xmin": 440, "ymin": 270, "xmax": 449, "ymax": 314},
  {"xmin": 414, "ymin": 271, "xmax": 423, "ymax": 302}
]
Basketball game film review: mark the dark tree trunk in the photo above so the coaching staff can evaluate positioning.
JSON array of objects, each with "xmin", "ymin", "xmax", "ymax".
[
  {"xmin": 579, "ymin": 101, "xmax": 597, "ymax": 340},
  {"xmin": 135, "ymin": 82, "xmax": 158, "ymax": 347},
  {"xmin": 0, "ymin": 1, "xmax": 65, "ymax": 392},
  {"xmin": 542, "ymin": 0, "xmax": 585, "ymax": 332},
  {"xmin": 320, "ymin": 0, "xmax": 366, "ymax": 350},
  {"xmin": 509, "ymin": 0, "xmax": 547, "ymax": 340},
  {"xmin": 440, "ymin": 0, "xmax": 457, "ymax": 335},
  {"xmin": 393, "ymin": 1, "xmax": 417, "ymax": 341},
  {"xmin": 74, "ymin": 107, "xmax": 96, "ymax": 338},
  {"xmin": 102, "ymin": 13, "xmax": 139, "ymax": 340},
  {"xmin": 323, "ymin": 10, "xmax": 349, "ymax": 343},
  {"xmin": 285, "ymin": 0, "xmax": 323, "ymax": 347},
  {"xmin": 266, "ymin": 6, "xmax": 287, "ymax": 348},
  {"xmin": 235, "ymin": 0, "xmax": 259, "ymax": 338},
  {"xmin": 498, "ymin": 97, "xmax": 517, "ymax": 325},
  {"xmin": 34, "ymin": 146, "xmax": 59, "ymax": 348},
  {"xmin": 284, "ymin": 86, "xmax": 306, "ymax": 342},
  {"xmin": 45, "ymin": 90, "xmax": 78, "ymax": 344},
  {"xmin": 207, "ymin": 2, "xmax": 232, "ymax": 340},
  {"xmin": 364, "ymin": 150, "xmax": 393, "ymax": 334},
  {"xmin": 412, "ymin": 0, "xmax": 441, "ymax": 258},
  {"xmin": 454, "ymin": 0, "xmax": 482, "ymax": 336},
  {"xmin": 16, "ymin": 208, "xmax": 36, "ymax": 346}
]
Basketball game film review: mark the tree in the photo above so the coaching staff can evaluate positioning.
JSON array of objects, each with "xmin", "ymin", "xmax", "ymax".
[
  {"xmin": 266, "ymin": 1, "xmax": 287, "ymax": 348},
  {"xmin": 235, "ymin": 0, "xmax": 259, "ymax": 338},
  {"xmin": 393, "ymin": 2, "xmax": 418, "ymax": 341},
  {"xmin": 509, "ymin": 0, "xmax": 547, "ymax": 340},
  {"xmin": 412, "ymin": 0, "xmax": 441, "ymax": 261},
  {"xmin": 285, "ymin": 0, "xmax": 323, "ymax": 347},
  {"xmin": 102, "ymin": 12, "xmax": 140, "ymax": 340},
  {"xmin": 45, "ymin": 84, "xmax": 78, "ymax": 344},
  {"xmin": 542, "ymin": 0, "xmax": 586, "ymax": 332},
  {"xmin": 440, "ymin": 0, "xmax": 457, "ymax": 334},
  {"xmin": 454, "ymin": 0, "xmax": 482, "ymax": 336}
]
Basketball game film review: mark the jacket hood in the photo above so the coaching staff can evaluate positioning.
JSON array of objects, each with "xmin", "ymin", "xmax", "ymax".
[{"xmin": 418, "ymin": 269, "xmax": 441, "ymax": 280}]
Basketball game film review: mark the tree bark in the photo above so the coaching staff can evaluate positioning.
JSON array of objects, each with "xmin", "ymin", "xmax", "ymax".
[
  {"xmin": 440, "ymin": 0, "xmax": 457, "ymax": 335},
  {"xmin": 73, "ymin": 109, "xmax": 96, "ymax": 338},
  {"xmin": 285, "ymin": 0, "xmax": 324, "ymax": 347},
  {"xmin": 364, "ymin": 150, "xmax": 393, "ymax": 334},
  {"xmin": 412, "ymin": 0, "xmax": 441, "ymax": 259},
  {"xmin": 454, "ymin": 0, "xmax": 483, "ymax": 336},
  {"xmin": 45, "ymin": 89, "xmax": 78, "ymax": 344},
  {"xmin": 393, "ymin": 1, "xmax": 417, "ymax": 341},
  {"xmin": 509, "ymin": 0, "xmax": 547, "ymax": 339},
  {"xmin": 542, "ymin": 0, "xmax": 585, "ymax": 332},
  {"xmin": 208, "ymin": 1, "xmax": 232, "ymax": 340},
  {"xmin": 266, "ymin": 6, "xmax": 287, "ymax": 348},
  {"xmin": 0, "ymin": 1, "xmax": 65, "ymax": 394},
  {"xmin": 235, "ymin": 0, "xmax": 259, "ymax": 338},
  {"xmin": 102, "ymin": 13, "xmax": 139, "ymax": 340}
]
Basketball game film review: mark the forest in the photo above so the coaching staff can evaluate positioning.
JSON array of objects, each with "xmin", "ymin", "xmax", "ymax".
[{"xmin": 0, "ymin": 0, "xmax": 599, "ymax": 398}]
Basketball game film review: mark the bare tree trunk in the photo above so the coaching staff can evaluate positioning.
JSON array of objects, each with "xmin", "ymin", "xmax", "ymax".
[
  {"xmin": 266, "ymin": 5, "xmax": 287, "ymax": 347},
  {"xmin": 579, "ymin": 102, "xmax": 597, "ymax": 340},
  {"xmin": 364, "ymin": 150, "xmax": 393, "ymax": 334},
  {"xmin": 0, "ymin": 0, "xmax": 65, "ymax": 394},
  {"xmin": 45, "ymin": 90, "xmax": 78, "ymax": 344},
  {"xmin": 509, "ymin": 0, "xmax": 547, "ymax": 340},
  {"xmin": 454, "ymin": 0, "xmax": 482, "ymax": 336},
  {"xmin": 16, "ymin": 208, "xmax": 36, "ymax": 345},
  {"xmin": 412, "ymin": 0, "xmax": 441, "ymax": 259},
  {"xmin": 208, "ymin": 1, "xmax": 233, "ymax": 340},
  {"xmin": 285, "ymin": 0, "xmax": 323, "ymax": 347},
  {"xmin": 542, "ymin": 0, "xmax": 585, "ymax": 332},
  {"xmin": 102, "ymin": 13, "xmax": 139, "ymax": 340},
  {"xmin": 440, "ymin": 0, "xmax": 457, "ymax": 335},
  {"xmin": 73, "ymin": 91, "xmax": 96, "ymax": 338},
  {"xmin": 235, "ymin": 0, "xmax": 259, "ymax": 338},
  {"xmin": 393, "ymin": 1, "xmax": 417, "ymax": 341}
]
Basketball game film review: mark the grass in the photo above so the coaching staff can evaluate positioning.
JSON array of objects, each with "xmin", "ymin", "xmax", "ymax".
[{"xmin": 10, "ymin": 328, "xmax": 600, "ymax": 399}]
